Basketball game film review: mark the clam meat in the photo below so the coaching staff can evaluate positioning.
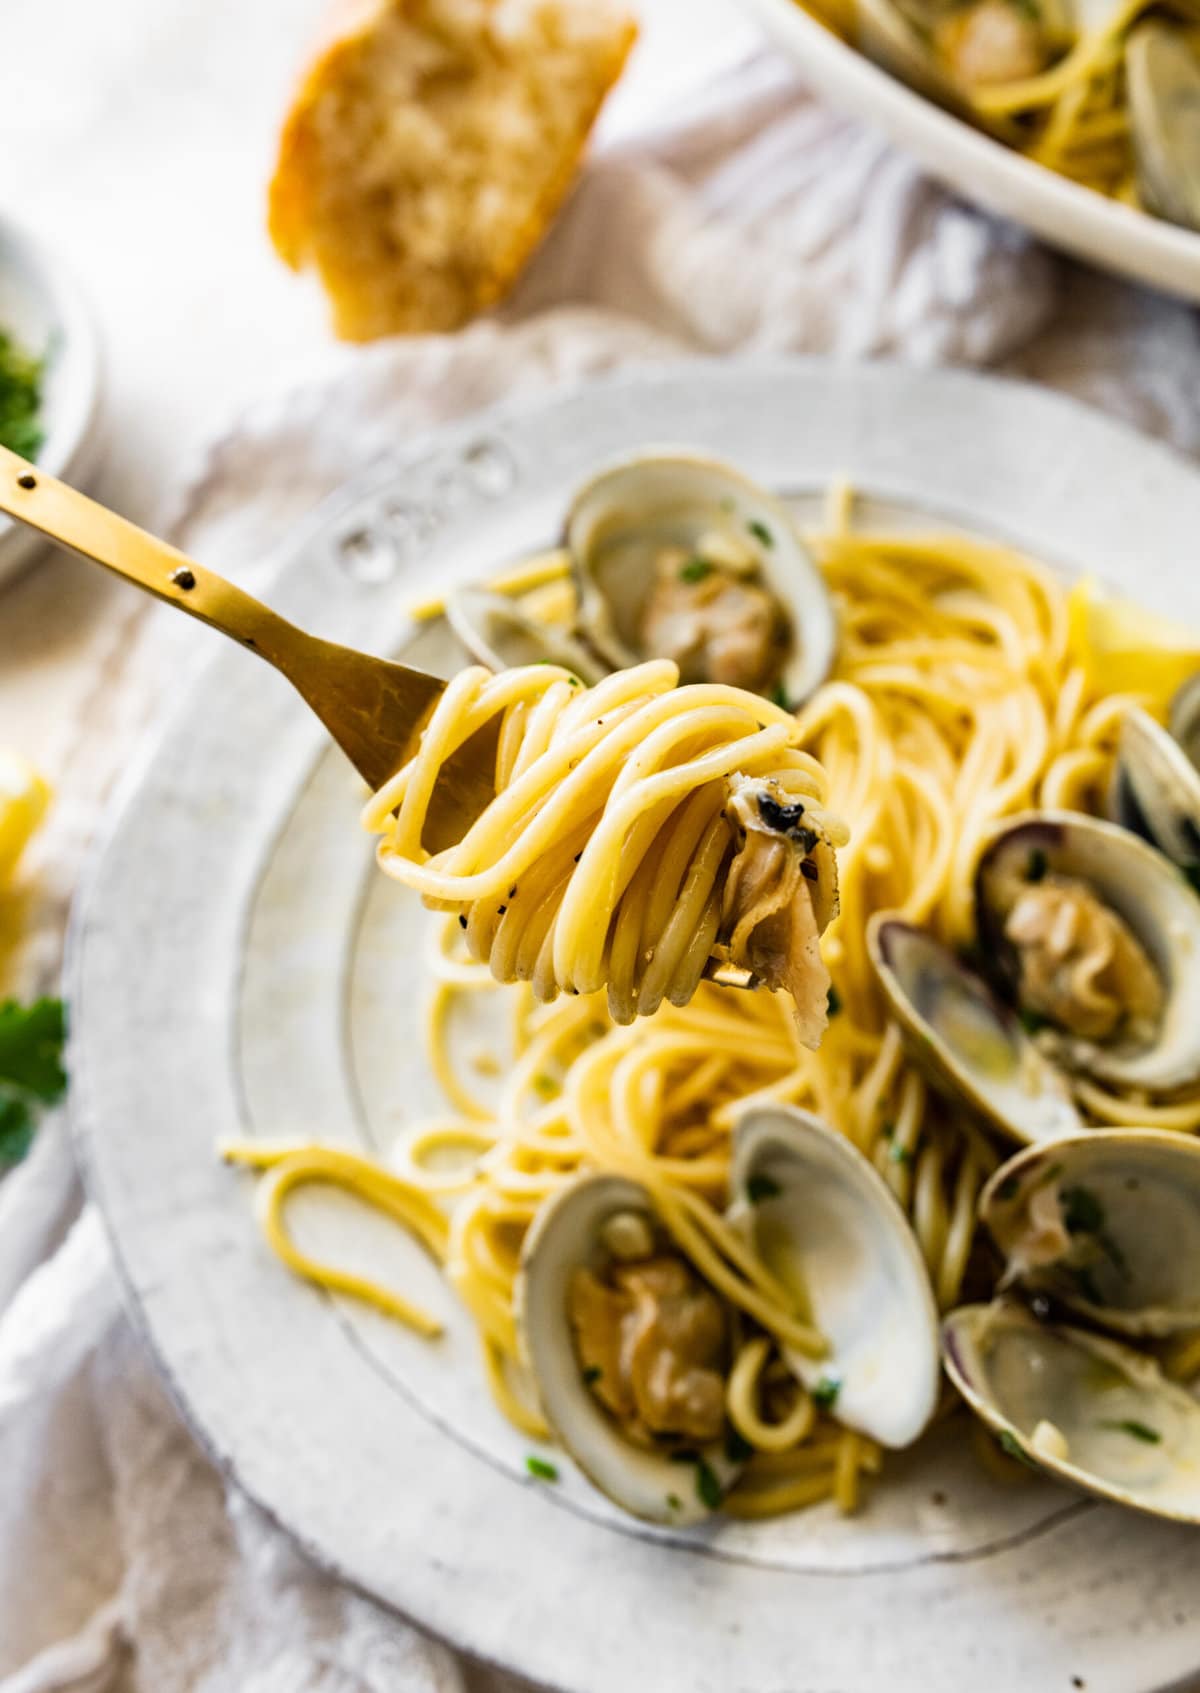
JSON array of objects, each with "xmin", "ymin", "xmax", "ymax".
[
  {"xmin": 516, "ymin": 1173, "xmax": 745, "ymax": 1523},
  {"xmin": 566, "ymin": 453, "xmax": 837, "ymax": 705},
  {"xmin": 980, "ymin": 1129, "xmax": 1200, "ymax": 1335},
  {"xmin": 975, "ymin": 810, "xmax": 1200, "ymax": 1092}
]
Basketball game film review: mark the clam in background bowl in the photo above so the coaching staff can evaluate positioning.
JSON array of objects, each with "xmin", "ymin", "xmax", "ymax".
[{"xmin": 737, "ymin": 0, "xmax": 1200, "ymax": 304}]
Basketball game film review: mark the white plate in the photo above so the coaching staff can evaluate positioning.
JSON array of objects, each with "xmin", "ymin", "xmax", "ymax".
[
  {"xmin": 739, "ymin": 0, "xmax": 1200, "ymax": 304},
  {"xmin": 0, "ymin": 212, "xmax": 102, "ymax": 588},
  {"xmin": 71, "ymin": 363, "xmax": 1200, "ymax": 1693}
]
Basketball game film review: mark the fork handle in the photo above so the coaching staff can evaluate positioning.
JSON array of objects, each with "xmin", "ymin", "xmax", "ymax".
[{"xmin": 0, "ymin": 443, "xmax": 304, "ymax": 669}]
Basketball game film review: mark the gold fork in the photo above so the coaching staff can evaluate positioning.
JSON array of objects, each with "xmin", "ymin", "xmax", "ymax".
[{"xmin": 0, "ymin": 444, "xmax": 498, "ymax": 850}]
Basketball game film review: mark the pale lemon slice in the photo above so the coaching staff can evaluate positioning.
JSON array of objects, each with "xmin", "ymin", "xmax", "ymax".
[
  {"xmin": 1068, "ymin": 577, "xmax": 1200, "ymax": 715},
  {"xmin": 0, "ymin": 752, "xmax": 51, "ymax": 884}
]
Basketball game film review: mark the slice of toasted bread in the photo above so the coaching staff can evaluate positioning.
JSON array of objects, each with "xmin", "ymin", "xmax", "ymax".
[{"xmin": 269, "ymin": 0, "xmax": 637, "ymax": 341}]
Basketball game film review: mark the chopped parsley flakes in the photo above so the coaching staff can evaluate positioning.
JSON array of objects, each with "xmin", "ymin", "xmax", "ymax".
[
  {"xmin": 747, "ymin": 519, "xmax": 774, "ymax": 548},
  {"xmin": 997, "ymin": 1429, "xmax": 1039, "ymax": 1469},
  {"xmin": 679, "ymin": 557, "xmax": 715, "ymax": 583},
  {"xmin": 1099, "ymin": 1419, "xmax": 1160, "ymax": 1444},
  {"xmin": 0, "ymin": 330, "xmax": 45, "ymax": 460},
  {"xmin": 746, "ymin": 1172, "xmax": 782, "ymax": 1204},
  {"xmin": 724, "ymin": 1426, "xmax": 754, "ymax": 1464},
  {"xmin": 1061, "ymin": 1185, "xmax": 1105, "ymax": 1236},
  {"xmin": 695, "ymin": 1455, "xmax": 723, "ymax": 1510},
  {"xmin": 525, "ymin": 1455, "xmax": 559, "ymax": 1481},
  {"xmin": 0, "ymin": 998, "xmax": 67, "ymax": 1168},
  {"xmin": 812, "ymin": 1374, "xmax": 841, "ymax": 1410}
]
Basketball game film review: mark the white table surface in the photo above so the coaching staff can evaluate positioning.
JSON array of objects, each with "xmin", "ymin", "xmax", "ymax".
[{"xmin": 0, "ymin": 0, "xmax": 756, "ymax": 768}]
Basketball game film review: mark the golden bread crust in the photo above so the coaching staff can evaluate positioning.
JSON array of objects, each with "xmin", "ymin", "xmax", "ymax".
[{"xmin": 268, "ymin": 0, "xmax": 637, "ymax": 340}]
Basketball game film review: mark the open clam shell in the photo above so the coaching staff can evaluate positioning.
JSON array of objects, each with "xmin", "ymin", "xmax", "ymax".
[
  {"xmin": 1127, "ymin": 22, "xmax": 1200, "ymax": 233},
  {"xmin": 565, "ymin": 452, "xmax": 837, "ymax": 706},
  {"xmin": 1170, "ymin": 671, "xmax": 1200, "ymax": 766},
  {"xmin": 729, "ymin": 1106, "xmax": 941, "ymax": 1447},
  {"xmin": 974, "ymin": 810, "xmax": 1200, "ymax": 1093},
  {"xmin": 943, "ymin": 1300, "xmax": 1200, "ymax": 1524},
  {"xmin": 515, "ymin": 1173, "xmax": 741, "ymax": 1524},
  {"xmin": 854, "ymin": 0, "xmax": 1053, "ymax": 140},
  {"xmin": 980, "ymin": 1129, "xmax": 1200, "ymax": 1336},
  {"xmin": 867, "ymin": 914, "xmax": 1081, "ymax": 1146},
  {"xmin": 1109, "ymin": 703, "xmax": 1200, "ymax": 877},
  {"xmin": 445, "ymin": 585, "xmax": 607, "ymax": 684},
  {"xmin": 855, "ymin": 0, "xmax": 968, "ymax": 108}
]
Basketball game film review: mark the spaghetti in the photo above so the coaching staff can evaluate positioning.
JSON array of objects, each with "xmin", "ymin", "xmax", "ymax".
[
  {"xmin": 224, "ymin": 483, "xmax": 1200, "ymax": 1522},
  {"xmin": 361, "ymin": 660, "xmax": 846, "ymax": 1033},
  {"xmin": 790, "ymin": 0, "xmax": 1200, "ymax": 215}
]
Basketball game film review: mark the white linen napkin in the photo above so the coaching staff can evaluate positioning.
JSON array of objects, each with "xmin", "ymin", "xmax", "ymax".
[{"xmin": 5, "ymin": 49, "xmax": 1200, "ymax": 1693}]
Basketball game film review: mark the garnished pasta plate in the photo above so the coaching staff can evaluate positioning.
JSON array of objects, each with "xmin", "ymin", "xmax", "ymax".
[{"xmin": 71, "ymin": 364, "xmax": 1200, "ymax": 1693}]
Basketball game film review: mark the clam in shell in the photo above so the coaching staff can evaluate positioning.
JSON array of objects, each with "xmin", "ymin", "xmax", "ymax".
[
  {"xmin": 943, "ymin": 1299, "xmax": 1200, "ymax": 1524},
  {"xmin": 515, "ymin": 1173, "xmax": 743, "ymax": 1524},
  {"xmin": 445, "ymin": 585, "xmax": 607, "ymax": 684},
  {"xmin": 1127, "ymin": 22, "xmax": 1200, "ymax": 234},
  {"xmin": 974, "ymin": 810, "xmax": 1200, "ymax": 1093},
  {"xmin": 566, "ymin": 452, "xmax": 837, "ymax": 707},
  {"xmin": 980, "ymin": 1129, "xmax": 1200, "ymax": 1336},
  {"xmin": 867, "ymin": 913, "xmax": 1081, "ymax": 1146}
]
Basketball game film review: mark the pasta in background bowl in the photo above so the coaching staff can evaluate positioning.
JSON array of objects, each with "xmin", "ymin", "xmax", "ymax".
[{"xmin": 738, "ymin": 0, "xmax": 1200, "ymax": 302}]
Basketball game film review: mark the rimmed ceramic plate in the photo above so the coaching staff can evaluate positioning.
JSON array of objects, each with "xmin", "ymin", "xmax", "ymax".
[
  {"xmin": 738, "ymin": 0, "xmax": 1200, "ymax": 304},
  {"xmin": 71, "ymin": 363, "xmax": 1200, "ymax": 1693}
]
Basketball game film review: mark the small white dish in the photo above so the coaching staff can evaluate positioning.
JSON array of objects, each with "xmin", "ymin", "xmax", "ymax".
[
  {"xmin": 738, "ymin": 0, "xmax": 1200, "ymax": 304},
  {"xmin": 0, "ymin": 212, "xmax": 102, "ymax": 589}
]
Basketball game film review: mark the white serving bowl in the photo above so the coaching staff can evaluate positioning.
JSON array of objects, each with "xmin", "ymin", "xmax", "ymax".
[
  {"xmin": 0, "ymin": 212, "xmax": 102, "ymax": 588},
  {"xmin": 739, "ymin": 0, "xmax": 1200, "ymax": 304}
]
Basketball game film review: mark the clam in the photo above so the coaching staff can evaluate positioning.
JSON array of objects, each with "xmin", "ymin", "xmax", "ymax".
[
  {"xmin": 729, "ymin": 1106, "xmax": 941, "ymax": 1447},
  {"xmin": 1127, "ymin": 22, "xmax": 1200, "ymax": 234},
  {"xmin": 867, "ymin": 914, "xmax": 1082, "ymax": 1146},
  {"xmin": 1109, "ymin": 680, "xmax": 1200, "ymax": 877},
  {"xmin": 445, "ymin": 585, "xmax": 606, "ymax": 684},
  {"xmin": 974, "ymin": 810, "xmax": 1200, "ymax": 1093},
  {"xmin": 1171, "ymin": 671, "xmax": 1200, "ymax": 766},
  {"xmin": 980, "ymin": 1129, "xmax": 1200, "ymax": 1335},
  {"xmin": 854, "ymin": 0, "xmax": 1064, "ymax": 133},
  {"xmin": 515, "ymin": 1173, "xmax": 743, "ymax": 1524},
  {"xmin": 565, "ymin": 453, "xmax": 837, "ymax": 706},
  {"xmin": 943, "ymin": 1299, "xmax": 1200, "ymax": 1523}
]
